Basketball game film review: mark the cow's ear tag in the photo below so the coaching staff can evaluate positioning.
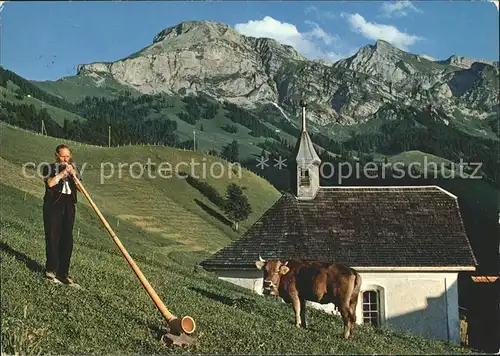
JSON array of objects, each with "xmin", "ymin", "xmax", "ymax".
[
  {"xmin": 279, "ymin": 266, "xmax": 290, "ymax": 275},
  {"xmin": 255, "ymin": 261, "xmax": 265, "ymax": 270}
]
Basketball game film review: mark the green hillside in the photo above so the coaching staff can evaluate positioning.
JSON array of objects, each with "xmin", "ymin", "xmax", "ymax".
[
  {"xmin": 3, "ymin": 67, "xmax": 496, "ymax": 190},
  {"xmin": 0, "ymin": 122, "xmax": 279, "ymax": 248},
  {"xmin": 0, "ymin": 123, "xmax": 478, "ymax": 355},
  {"xmin": 1, "ymin": 68, "xmax": 300, "ymax": 162},
  {"xmin": 388, "ymin": 150, "xmax": 500, "ymax": 208},
  {"xmin": 0, "ymin": 86, "xmax": 86, "ymax": 126},
  {"xmin": 33, "ymin": 73, "xmax": 140, "ymax": 103}
]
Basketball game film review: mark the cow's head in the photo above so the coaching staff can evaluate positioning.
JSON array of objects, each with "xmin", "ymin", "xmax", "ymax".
[{"xmin": 254, "ymin": 256, "xmax": 290, "ymax": 297}]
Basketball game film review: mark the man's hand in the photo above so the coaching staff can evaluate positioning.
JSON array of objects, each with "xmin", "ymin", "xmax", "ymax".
[
  {"xmin": 66, "ymin": 164, "xmax": 82, "ymax": 192},
  {"xmin": 66, "ymin": 164, "xmax": 76, "ymax": 177},
  {"xmin": 48, "ymin": 167, "xmax": 68, "ymax": 187}
]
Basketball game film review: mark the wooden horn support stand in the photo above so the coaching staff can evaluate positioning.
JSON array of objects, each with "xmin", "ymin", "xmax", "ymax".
[{"xmin": 71, "ymin": 172, "xmax": 197, "ymax": 347}]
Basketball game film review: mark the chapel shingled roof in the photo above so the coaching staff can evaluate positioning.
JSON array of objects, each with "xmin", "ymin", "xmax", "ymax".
[{"xmin": 200, "ymin": 186, "xmax": 477, "ymax": 270}]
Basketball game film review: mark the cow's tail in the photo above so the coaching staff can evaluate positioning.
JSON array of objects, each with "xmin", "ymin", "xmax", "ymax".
[
  {"xmin": 353, "ymin": 271, "xmax": 361, "ymax": 298},
  {"xmin": 350, "ymin": 270, "xmax": 362, "ymax": 313}
]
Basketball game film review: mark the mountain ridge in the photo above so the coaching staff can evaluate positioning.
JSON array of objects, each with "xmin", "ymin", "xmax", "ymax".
[{"xmin": 71, "ymin": 20, "xmax": 498, "ymax": 128}]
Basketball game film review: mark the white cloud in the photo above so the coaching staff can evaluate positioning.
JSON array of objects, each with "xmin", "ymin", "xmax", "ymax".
[
  {"xmin": 304, "ymin": 5, "xmax": 336, "ymax": 21},
  {"xmin": 304, "ymin": 20, "xmax": 337, "ymax": 45},
  {"xmin": 234, "ymin": 16, "xmax": 350, "ymax": 63},
  {"xmin": 381, "ymin": 0, "xmax": 422, "ymax": 17},
  {"xmin": 343, "ymin": 13, "xmax": 423, "ymax": 50}
]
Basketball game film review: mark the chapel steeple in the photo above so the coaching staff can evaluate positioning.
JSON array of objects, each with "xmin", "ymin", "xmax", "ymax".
[{"xmin": 290, "ymin": 99, "xmax": 321, "ymax": 200}]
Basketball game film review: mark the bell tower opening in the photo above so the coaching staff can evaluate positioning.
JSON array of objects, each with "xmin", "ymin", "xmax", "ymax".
[{"xmin": 299, "ymin": 168, "xmax": 310, "ymax": 187}]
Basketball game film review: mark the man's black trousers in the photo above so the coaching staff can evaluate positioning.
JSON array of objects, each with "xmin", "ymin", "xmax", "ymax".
[{"xmin": 43, "ymin": 194, "xmax": 75, "ymax": 278}]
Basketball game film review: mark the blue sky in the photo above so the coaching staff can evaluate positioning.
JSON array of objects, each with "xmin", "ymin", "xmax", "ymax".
[{"xmin": 1, "ymin": 1, "xmax": 498, "ymax": 81}]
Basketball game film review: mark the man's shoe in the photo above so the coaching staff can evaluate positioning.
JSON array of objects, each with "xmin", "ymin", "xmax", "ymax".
[
  {"xmin": 45, "ymin": 271, "xmax": 62, "ymax": 284},
  {"xmin": 44, "ymin": 271, "xmax": 56, "ymax": 279},
  {"xmin": 56, "ymin": 276, "xmax": 81, "ymax": 289}
]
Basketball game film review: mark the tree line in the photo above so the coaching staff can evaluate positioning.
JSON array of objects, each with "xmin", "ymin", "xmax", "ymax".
[
  {"xmin": 178, "ymin": 95, "xmax": 219, "ymax": 124},
  {"xmin": 0, "ymin": 66, "xmax": 76, "ymax": 113},
  {"xmin": 0, "ymin": 101, "xmax": 63, "ymax": 136},
  {"xmin": 0, "ymin": 94, "xmax": 190, "ymax": 148},
  {"xmin": 224, "ymin": 102, "xmax": 281, "ymax": 140},
  {"xmin": 257, "ymin": 104, "xmax": 301, "ymax": 138},
  {"xmin": 342, "ymin": 111, "xmax": 498, "ymax": 186},
  {"xmin": 303, "ymin": 107, "xmax": 498, "ymax": 187},
  {"xmin": 2, "ymin": 63, "xmax": 497, "ymax": 186}
]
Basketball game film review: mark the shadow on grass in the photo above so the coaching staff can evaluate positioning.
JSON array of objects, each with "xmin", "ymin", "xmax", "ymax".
[
  {"xmin": 189, "ymin": 286, "xmax": 258, "ymax": 313},
  {"xmin": 188, "ymin": 287, "xmax": 341, "ymax": 334},
  {"xmin": 0, "ymin": 241, "xmax": 44, "ymax": 273},
  {"xmin": 183, "ymin": 172, "xmax": 225, "ymax": 207},
  {"xmin": 194, "ymin": 199, "xmax": 232, "ymax": 227}
]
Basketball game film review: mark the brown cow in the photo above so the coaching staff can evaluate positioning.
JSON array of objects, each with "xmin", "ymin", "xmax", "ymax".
[{"xmin": 255, "ymin": 256, "xmax": 361, "ymax": 339}]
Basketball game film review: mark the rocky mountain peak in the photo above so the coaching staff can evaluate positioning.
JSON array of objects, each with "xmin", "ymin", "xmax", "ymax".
[
  {"xmin": 373, "ymin": 39, "xmax": 404, "ymax": 53},
  {"xmin": 332, "ymin": 40, "xmax": 416, "ymax": 83},
  {"xmin": 76, "ymin": 20, "xmax": 283, "ymax": 105},
  {"xmin": 152, "ymin": 20, "xmax": 238, "ymax": 44},
  {"xmin": 74, "ymin": 19, "xmax": 498, "ymax": 127},
  {"xmin": 439, "ymin": 55, "xmax": 498, "ymax": 69},
  {"xmin": 347, "ymin": 39, "xmax": 405, "ymax": 60}
]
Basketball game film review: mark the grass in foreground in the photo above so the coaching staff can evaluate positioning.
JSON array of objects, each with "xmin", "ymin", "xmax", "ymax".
[
  {"xmin": 0, "ymin": 123, "xmax": 482, "ymax": 354},
  {"xmin": 0, "ymin": 122, "xmax": 280, "ymax": 252},
  {"xmin": 1, "ymin": 183, "xmax": 479, "ymax": 355}
]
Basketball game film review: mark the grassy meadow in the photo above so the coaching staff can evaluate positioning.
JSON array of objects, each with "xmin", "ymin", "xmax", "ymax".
[{"xmin": 0, "ymin": 122, "xmax": 483, "ymax": 354}]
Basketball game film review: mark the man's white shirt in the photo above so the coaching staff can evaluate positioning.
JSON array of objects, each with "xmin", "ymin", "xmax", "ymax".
[{"xmin": 61, "ymin": 175, "xmax": 72, "ymax": 194}]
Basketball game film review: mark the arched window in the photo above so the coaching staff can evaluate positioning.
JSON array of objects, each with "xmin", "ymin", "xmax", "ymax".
[
  {"xmin": 359, "ymin": 285, "xmax": 385, "ymax": 328},
  {"xmin": 363, "ymin": 290, "xmax": 381, "ymax": 327}
]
